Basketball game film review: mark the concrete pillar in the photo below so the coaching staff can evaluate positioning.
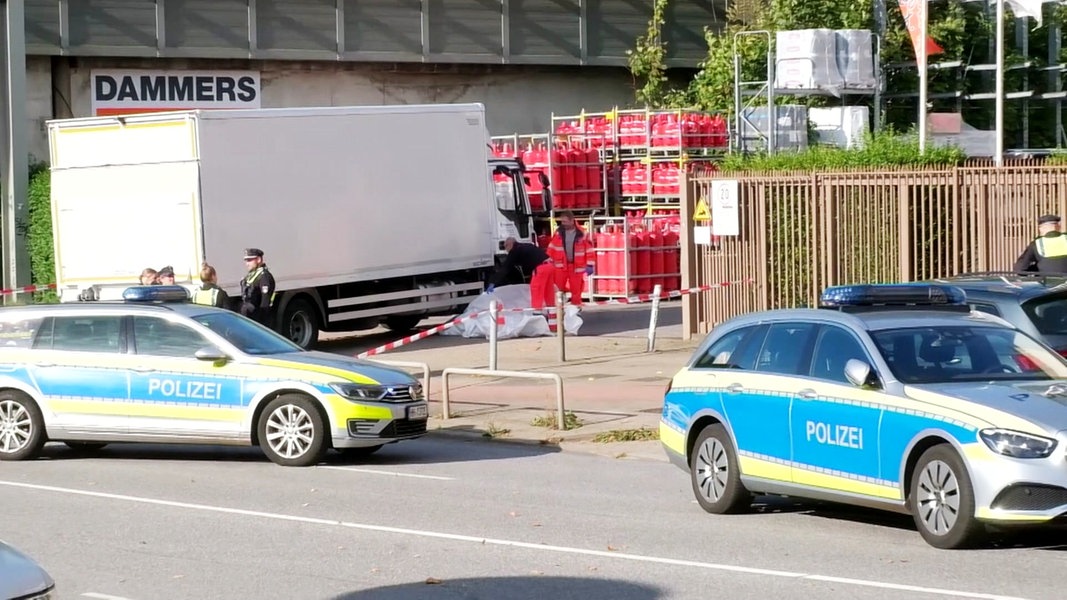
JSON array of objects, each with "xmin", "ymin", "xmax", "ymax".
[{"xmin": 0, "ymin": 0, "xmax": 30, "ymax": 294}]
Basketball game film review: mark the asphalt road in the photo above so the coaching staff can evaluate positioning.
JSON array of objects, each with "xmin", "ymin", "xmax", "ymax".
[{"xmin": 1, "ymin": 438, "xmax": 1064, "ymax": 600}]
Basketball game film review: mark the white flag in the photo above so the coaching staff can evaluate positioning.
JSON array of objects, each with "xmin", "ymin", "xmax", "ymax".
[{"xmin": 1003, "ymin": 0, "xmax": 1062, "ymax": 27}]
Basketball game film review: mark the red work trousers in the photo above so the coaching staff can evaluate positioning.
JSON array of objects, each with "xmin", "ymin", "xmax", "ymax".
[
  {"xmin": 529, "ymin": 262, "xmax": 557, "ymax": 311},
  {"xmin": 554, "ymin": 266, "xmax": 585, "ymax": 306}
]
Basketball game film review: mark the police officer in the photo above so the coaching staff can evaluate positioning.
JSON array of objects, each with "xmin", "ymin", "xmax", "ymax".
[
  {"xmin": 239, "ymin": 248, "xmax": 276, "ymax": 325},
  {"xmin": 1014, "ymin": 214, "xmax": 1067, "ymax": 273},
  {"xmin": 192, "ymin": 263, "xmax": 230, "ymax": 308}
]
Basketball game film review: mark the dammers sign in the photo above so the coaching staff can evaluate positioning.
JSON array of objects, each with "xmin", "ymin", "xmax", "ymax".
[{"xmin": 90, "ymin": 69, "xmax": 261, "ymax": 116}]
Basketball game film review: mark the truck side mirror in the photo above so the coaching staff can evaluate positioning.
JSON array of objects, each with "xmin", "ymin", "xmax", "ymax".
[
  {"xmin": 541, "ymin": 188, "xmax": 553, "ymax": 213},
  {"xmin": 538, "ymin": 172, "xmax": 550, "ymax": 188}
]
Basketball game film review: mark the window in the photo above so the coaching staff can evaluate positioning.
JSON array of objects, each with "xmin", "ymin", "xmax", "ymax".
[
  {"xmin": 133, "ymin": 317, "xmax": 210, "ymax": 358},
  {"xmin": 969, "ymin": 303, "xmax": 1001, "ymax": 317},
  {"xmin": 870, "ymin": 325, "xmax": 1067, "ymax": 383},
  {"xmin": 693, "ymin": 325, "xmax": 766, "ymax": 370},
  {"xmin": 191, "ymin": 311, "xmax": 301, "ymax": 355},
  {"xmin": 1023, "ymin": 293, "xmax": 1067, "ymax": 334},
  {"xmin": 754, "ymin": 323, "xmax": 817, "ymax": 376},
  {"xmin": 42, "ymin": 316, "xmax": 123, "ymax": 353},
  {"xmin": 810, "ymin": 326, "xmax": 871, "ymax": 384},
  {"xmin": 0, "ymin": 316, "xmax": 45, "ymax": 349}
]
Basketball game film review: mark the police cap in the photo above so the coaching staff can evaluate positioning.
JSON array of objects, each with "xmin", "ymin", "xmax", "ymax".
[
  {"xmin": 1039, "ymin": 214, "xmax": 1061, "ymax": 225},
  {"xmin": 243, "ymin": 248, "xmax": 264, "ymax": 259}
]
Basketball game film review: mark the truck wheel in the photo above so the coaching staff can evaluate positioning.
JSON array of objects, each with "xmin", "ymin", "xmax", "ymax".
[
  {"xmin": 383, "ymin": 315, "xmax": 421, "ymax": 332},
  {"xmin": 258, "ymin": 394, "xmax": 328, "ymax": 467},
  {"xmin": 0, "ymin": 391, "xmax": 46, "ymax": 462},
  {"xmin": 281, "ymin": 298, "xmax": 319, "ymax": 349}
]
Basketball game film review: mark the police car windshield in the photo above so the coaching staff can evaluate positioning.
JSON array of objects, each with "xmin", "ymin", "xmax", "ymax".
[
  {"xmin": 191, "ymin": 312, "xmax": 302, "ymax": 355},
  {"xmin": 869, "ymin": 325, "xmax": 1067, "ymax": 384}
]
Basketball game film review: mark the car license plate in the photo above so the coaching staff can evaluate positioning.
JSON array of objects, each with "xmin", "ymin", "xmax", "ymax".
[{"xmin": 408, "ymin": 404, "xmax": 428, "ymax": 420}]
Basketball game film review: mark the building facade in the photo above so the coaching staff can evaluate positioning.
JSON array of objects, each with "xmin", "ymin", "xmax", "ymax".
[{"xmin": 22, "ymin": 0, "xmax": 725, "ymax": 163}]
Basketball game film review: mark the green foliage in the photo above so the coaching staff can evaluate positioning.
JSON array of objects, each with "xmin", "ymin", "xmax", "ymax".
[
  {"xmin": 592, "ymin": 427, "xmax": 660, "ymax": 443},
  {"xmin": 27, "ymin": 165, "xmax": 57, "ymax": 303},
  {"xmin": 627, "ymin": 0, "xmax": 672, "ymax": 108},
  {"xmin": 718, "ymin": 129, "xmax": 968, "ymax": 172},
  {"xmin": 531, "ymin": 411, "xmax": 583, "ymax": 431}
]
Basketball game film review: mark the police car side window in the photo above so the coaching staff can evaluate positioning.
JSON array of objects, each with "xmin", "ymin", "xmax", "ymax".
[
  {"xmin": 754, "ymin": 322, "xmax": 817, "ymax": 376},
  {"xmin": 693, "ymin": 325, "xmax": 765, "ymax": 370},
  {"xmin": 810, "ymin": 326, "xmax": 871, "ymax": 384},
  {"xmin": 133, "ymin": 317, "xmax": 210, "ymax": 358},
  {"xmin": 44, "ymin": 316, "xmax": 122, "ymax": 353}
]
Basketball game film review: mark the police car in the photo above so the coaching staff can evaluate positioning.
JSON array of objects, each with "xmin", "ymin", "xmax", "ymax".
[
  {"xmin": 0, "ymin": 286, "xmax": 428, "ymax": 467},
  {"xmin": 660, "ymin": 283, "xmax": 1067, "ymax": 549}
]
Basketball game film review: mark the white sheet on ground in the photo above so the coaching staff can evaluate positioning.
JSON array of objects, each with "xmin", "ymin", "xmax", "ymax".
[{"xmin": 441, "ymin": 284, "xmax": 583, "ymax": 338}]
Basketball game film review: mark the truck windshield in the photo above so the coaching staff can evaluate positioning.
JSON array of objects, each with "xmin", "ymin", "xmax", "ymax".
[
  {"xmin": 869, "ymin": 325, "xmax": 1067, "ymax": 384},
  {"xmin": 191, "ymin": 312, "xmax": 303, "ymax": 355}
]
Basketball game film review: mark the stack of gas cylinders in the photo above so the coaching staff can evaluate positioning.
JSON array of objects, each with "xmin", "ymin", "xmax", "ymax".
[
  {"xmin": 490, "ymin": 140, "xmax": 605, "ymax": 210},
  {"xmin": 615, "ymin": 111, "xmax": 730, "ymax": 149},
  {"xmin": 591, "ymin": 213, "xmax": 682, "ymax": 296},
  {"xmin": 617, "ymin": 163, "xmax": 683, "ymax": 196}
]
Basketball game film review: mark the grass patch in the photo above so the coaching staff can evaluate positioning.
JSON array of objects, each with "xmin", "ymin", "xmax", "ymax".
[
  {"xmin": 531, "ymin": 411, "xmax": 584, "ymax": 431},
  {"xmin": 483, "ymin": 422, "xmax": 511, "ymax": 438},
  {"xmin": 592, "ymin": 427, "xmax": 660, "ymax": 443}
]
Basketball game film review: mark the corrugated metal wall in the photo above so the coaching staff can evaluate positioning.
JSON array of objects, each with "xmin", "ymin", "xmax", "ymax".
[{"xmin": 25, "ymin": 0, "xmax": 723, "ymax": 67}]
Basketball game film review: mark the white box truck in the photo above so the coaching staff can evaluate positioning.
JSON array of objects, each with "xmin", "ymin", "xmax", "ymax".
[{"xmin": 46, "ymin": 103, "xmax": 548, "ymax": 348}]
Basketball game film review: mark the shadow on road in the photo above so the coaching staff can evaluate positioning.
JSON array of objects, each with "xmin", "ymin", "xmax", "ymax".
[
  {"xmin": 332, "ymin": 576, "xmax": 663, "ymax": 600},
  {"xmin": 755, "ymin": 494, "xmax": 1067, "ymax": 550},
  {"xmin": 39, "ymin": 435, "xmax": 560, "ymax": 466}
]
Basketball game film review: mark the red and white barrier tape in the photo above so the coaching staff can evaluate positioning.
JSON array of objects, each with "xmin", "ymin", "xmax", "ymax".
[
  {"xmin": 355, "ymin": 279, "xmax": 751, "ymax": 359},
  {"xmin": 0, "ymin": 283, "xmax": 56, "ymax": 297}
]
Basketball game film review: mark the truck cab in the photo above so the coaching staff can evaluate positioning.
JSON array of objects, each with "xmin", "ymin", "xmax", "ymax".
[{"xmin": 489, "ymin": 156, "xmax": 550, "ymax": 256}]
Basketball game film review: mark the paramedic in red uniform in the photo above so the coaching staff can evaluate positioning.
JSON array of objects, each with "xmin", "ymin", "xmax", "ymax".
[{"xmin": 547, "ymin": 211, "xmax": 593, "ymax": 308}]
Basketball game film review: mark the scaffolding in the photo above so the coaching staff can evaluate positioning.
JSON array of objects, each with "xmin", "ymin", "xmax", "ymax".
[
  {"xmin": 880, "ymin": 0, "xmax": 1066, "ymax": 151},
  {"xmin": 732, "ymin": 29, "xmax": 884, "ymax": 154}
]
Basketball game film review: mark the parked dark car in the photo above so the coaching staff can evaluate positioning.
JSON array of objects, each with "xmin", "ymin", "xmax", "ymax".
[
  {"xmin": 932, "ymin": 272, "xmax": 1067, "ymax": 355},
  {"xmin": 0, "ymin": 540, "xmax": 55, "ymax": 599}
]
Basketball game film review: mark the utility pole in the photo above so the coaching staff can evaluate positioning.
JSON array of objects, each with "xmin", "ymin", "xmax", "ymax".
[{"xmin": 0, "ymin": 0, "xmax": 30, "ymax": 299}]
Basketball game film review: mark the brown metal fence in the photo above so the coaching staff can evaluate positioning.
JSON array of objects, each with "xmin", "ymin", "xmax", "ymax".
[{"xmin": 680, "ymin": 166, "xmax": 1067, "ymax": 337}]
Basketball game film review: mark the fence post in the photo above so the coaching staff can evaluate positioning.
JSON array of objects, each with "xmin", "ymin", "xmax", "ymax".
[
  {"xmin": 556, "ymin": 291, "xmax": 566, "ymax": 362},
  {"xmin": 680, "ymin": 172, "xmax": 698, "ymax": 340},
  {"xmin": 488, "ymin": 299, "xmax": 499, "ymax": 370},
  {"xmin": 647, "ymin": 283, "xmax": 662, "ymax": 352}
]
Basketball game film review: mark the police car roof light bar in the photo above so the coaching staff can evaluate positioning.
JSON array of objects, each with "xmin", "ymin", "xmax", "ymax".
[
  {"xmin": 819, "ymin": 284, "xmax": 968, "ymax": 312},
  {"xmin": 122, "ymin": 285, "xmax": 190, "ymax": 303}
]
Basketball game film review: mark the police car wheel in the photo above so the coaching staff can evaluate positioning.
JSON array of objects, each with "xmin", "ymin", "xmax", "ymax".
[
  {"xmin": 258, "ymin": 394, "xmax": 328, "ymax": 467},
  {"xmin": 0, "ymin": 391, "xmax": 45, "ymax": 461},
  {"xmin": 909, "ymin": 444, "xmax": 986, "ymax": 549},
  {"xmin": 690, "ymin": 424, "xmax": 751, "ymax": 514}
]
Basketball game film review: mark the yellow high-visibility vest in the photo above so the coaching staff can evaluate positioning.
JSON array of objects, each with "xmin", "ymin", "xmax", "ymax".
[
  {"xmin": 1036, "ymin": 235, "xmax": 1067, "ymax": 258},
  {"xmin": 192, "ymin": 287, "xmax": 220, "ymax": 306}
]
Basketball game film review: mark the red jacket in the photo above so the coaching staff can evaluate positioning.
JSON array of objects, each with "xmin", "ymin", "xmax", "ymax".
[{"xmin": 547, "ymin": 226, "xmax": 592, "ymax": 272}]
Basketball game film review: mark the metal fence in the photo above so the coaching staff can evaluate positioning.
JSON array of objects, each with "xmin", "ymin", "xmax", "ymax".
[{"xmin": 679, "ymin": 165, "xmax": 1067, "ymax": 337}]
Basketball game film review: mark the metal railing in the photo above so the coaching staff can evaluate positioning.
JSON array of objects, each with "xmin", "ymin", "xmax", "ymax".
[
  {"xmin": 441, "ymin": 367, "xmax": 566, "ymax": 430},
  {"xmin": 681, "ymin": 165, "xmax": 1067, "ymax": 336}
]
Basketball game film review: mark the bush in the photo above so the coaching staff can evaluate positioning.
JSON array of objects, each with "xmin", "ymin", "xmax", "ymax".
[
  {"xmin": 719, "ymin": 129, "xmax": 968, "ymax": 173},
  {"xmin": 27, "ymin": 165, "xmax": 57, "ymax": 303}
]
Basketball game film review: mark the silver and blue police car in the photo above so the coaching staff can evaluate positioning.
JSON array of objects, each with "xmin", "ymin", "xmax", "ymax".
[
  {"xmin": 0, "ymin": 286, "xmax": 428, "ymax": 467},
  {"xmin": 661, "ymin": 283, "xmax": 1067, "ymax": 549}
]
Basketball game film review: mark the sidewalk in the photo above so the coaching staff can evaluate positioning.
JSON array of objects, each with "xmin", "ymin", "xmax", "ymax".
[{"xmin": 328, "ymin": 306, "xmax": 702, "ymax": 462}]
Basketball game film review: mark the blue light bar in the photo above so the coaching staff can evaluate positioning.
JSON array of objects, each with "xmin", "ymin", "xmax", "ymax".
[
  {"xmin": 122, "ymin": 285, "xmax": 190, "ymax": 303},
  {"xmin": 819, "ymin": 284, "xmax": 967, "ymax": 308}
]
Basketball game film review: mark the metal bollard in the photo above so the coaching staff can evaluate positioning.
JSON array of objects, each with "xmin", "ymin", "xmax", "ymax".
[
  {"xmin": 647, "ymin": 283, "xmax": 662, "ymax": 352},
  {"xmin": 556, "ymin": 290, "xmax": 566, "ymax": 362},
  {"xmin": 488, "ymin": 298, "xmax": 499, "ymax": 370}
]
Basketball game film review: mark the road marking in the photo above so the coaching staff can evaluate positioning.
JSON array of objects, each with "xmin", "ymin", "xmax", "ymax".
[
  {"xmin": 2, "ymin": 480, "xmax": 1028, "ymax": 600},
  {"xmin": 317, "ymin": 466, "xmax": 455, "ymax": 481},
  {"xmin": 82, "ymin": 593, "xmax": 136, "ymax": 600}
]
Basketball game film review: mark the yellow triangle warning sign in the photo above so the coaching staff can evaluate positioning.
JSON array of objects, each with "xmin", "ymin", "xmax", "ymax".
[{"xmin": 693, "ymin": 198, "xmax": 712, "ymax": 221}]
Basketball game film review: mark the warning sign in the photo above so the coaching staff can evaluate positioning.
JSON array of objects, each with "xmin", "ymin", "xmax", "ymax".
[{"xmin": 693, "ymin": 198, "xmax": 712, "ymax": 221}]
